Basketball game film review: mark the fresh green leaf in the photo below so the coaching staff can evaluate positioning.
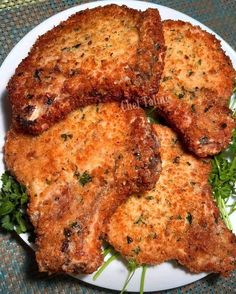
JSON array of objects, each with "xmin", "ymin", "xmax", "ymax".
[
  {"xmin": 14, "ymin": 211, "xmax": 27, "ymax": 233},
  {"xmin": 0, "ymin": 171, "xmax": 31, "ymax": 234},
  {"xmin": 1, "ymin": 220, "xmax": 14, "ymax": 231},
  {"xmin": 209, "ymin": 128, "xmax": 236, "ymax": 230},
  {"xmin": 20, "ymin": 193, "xmax": 28, "ymax": 205},
  {"xmin": 1, "ymin": 214, "xmax": 10, "ymax": 224},
  {"xmin": 0, "ymin": 201, "xmax": 15, "ymax": 216},
  {"xmin": 1, "ymin": 215, "xmax": 14, "ymax": 231}
]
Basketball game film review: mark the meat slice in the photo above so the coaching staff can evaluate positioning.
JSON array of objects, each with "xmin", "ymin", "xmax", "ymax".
[
  {"xmin": 155, "ymin": 20, "xmax": 235, "ymax": 157},
  {"xmin": 107, "ymin": 124, "xmax": 236, "ymax": 276},
  {"xmin": 4, "ymin": 102, "xmax": 161, "ymax": 274},
  {"xmin": 8, "ymin": 4, "xmax": 165, "ymax": 135}
]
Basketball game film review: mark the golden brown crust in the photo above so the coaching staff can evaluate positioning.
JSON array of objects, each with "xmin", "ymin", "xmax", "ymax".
[
  {"xmin": 155, "ymin": 20, "xmax": 235, "ymax": 157},
  {"xmin": 157, "ymin": 87, "xmax": 235, "ymax": 157},
  {"xmin": 8, "ymin": 4, "xmax": 165, "ymax": 135},
  {"xmin": 107, "ymin": 124, "xmax": 236, "ymax": 276},
  {"xmin": 4, "ymin": 102, "xmax": 161, "ymax": 274}
]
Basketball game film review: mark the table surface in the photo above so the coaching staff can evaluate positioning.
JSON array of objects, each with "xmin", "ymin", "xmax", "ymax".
[{"xmin": 0, "ymin": 0, "xmax": 236, "ymax": 293}]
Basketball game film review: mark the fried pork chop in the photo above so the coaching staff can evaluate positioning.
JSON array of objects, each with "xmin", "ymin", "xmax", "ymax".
[
  {"xmin": 8, "ymin": 4, "xmax": 165, "ymax": 135},
  {"xmin": 4, "ymin": 103, "xmax": 161, "ymax": 274},
  {"xmin": 156, "ymin": 20, "xmax": 235, "ymax": 157},
  {"xmin": 107, "ymin": 124, "xmax": 236, "ymax": 275}
]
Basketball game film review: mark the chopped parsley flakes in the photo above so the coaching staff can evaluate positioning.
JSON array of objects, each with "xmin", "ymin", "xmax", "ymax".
[{"xmin": 78, "ymin": 171, "xmax": 92, "ymax": 186}]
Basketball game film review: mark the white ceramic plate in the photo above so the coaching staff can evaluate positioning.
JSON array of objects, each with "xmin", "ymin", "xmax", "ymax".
[{"xmin": 0, "ymin": 0, "xmax": 235, "ymax": 292}]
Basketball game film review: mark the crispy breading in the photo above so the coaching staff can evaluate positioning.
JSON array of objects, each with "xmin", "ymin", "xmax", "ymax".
[
  {"xmin": 4, "ymin": 103, "xmax": 161, "ymax": 274},
  {"xmin": 8, "ymin": 4, "xmax": 165, "ymax": 135},
  {"xmin": 156, "ymin": 20, "xmax": 235, "ymax": 157},
  {"xmin": 107, "ymin": 124, "xmax": 236, "ymax": 276}
]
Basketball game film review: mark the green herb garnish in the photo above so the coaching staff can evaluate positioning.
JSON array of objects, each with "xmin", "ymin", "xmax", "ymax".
[
  {"xmin": 188, "ymin": 70, "xmax": 194, "ymax": 76},
  {"xmin": 144, "ymin": 107, "xmax": 165, "ymax": 124},
  {"xmin": 61, "ymin": 43, "xmax": 81, "ymax": 51},
  {"xmin": 60, "ymin": 133, "xmax": 73, "ymax": 141},
  {"xmin": 209, "ymin": 128, "xmax": 236, "ymax": 230},
  {"xmin": 145, "ymin": 195, "xmax": 154, "ymax": 201},
  {"xmin": 134, "ymin": 215, "xmax": 146, "ymax": 225},
  {"xmin": 120, "ymin": 260, "xmax": 139, "ymax": 294},
  {"xmin": 93, "ymin": 248, "xmax": 119, "ymax": 281},
  {"xmin": 177, "ymin": 92, "xmax": 185, "ymax": 99},
  {"xmin": 102, "ymin": 246, "xmax": 113, "ymax": 258},
  {"xmin": 132, "ymin": 246, "xmax": 141, "ymax": 255},
  {"xmin": 34, "ymin": 69, "xmax": 42, "ymax": 81},
  {"xmin": 186, "ymin": 212, "xmax": 193, "ymax": 224},
  {"xmin": 78, "ymin": 171, "xmax": 92, "ymax": 186},
  {"xmin": 0, "ymin": 171, "xmax": 30, "ymax": 234},
  {"xmin": 140, "ymin": 265, "xmax": 147, "ymax": 294},
  {"xmin": 199, "ymin": 136, "xmax": 209, "ymax": 145},
  {"xmin": 162, "ymin": 76, "xmax": 172, "ymax": 82},
  {"xmin": 191, "ymin": 104, "xmax": 196, "ymax": 112},
  {"xmin": 127, "ymin": 236, "xmax": 133, "ymax": 244}
]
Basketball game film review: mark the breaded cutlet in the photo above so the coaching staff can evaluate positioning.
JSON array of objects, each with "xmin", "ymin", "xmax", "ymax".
[
  {"xmin": 8, "ymin": 4, "xmax": 165, "ymax": 135},
  {"xmin": 107, "ymin": 124, "xmax": 236, "ymax": 276},
  {"xmin": 4, "ymin": 102, "xmax": 161, "ymax": 274},
  {"xmin": 156, "ymin": 20, "xmax": 235, "ymax": 157}
]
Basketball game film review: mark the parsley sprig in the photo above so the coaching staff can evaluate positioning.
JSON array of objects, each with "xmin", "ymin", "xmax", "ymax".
[
  {"xmin": 92, "ymin": 246, "xmax": 147, "ymax": 294},
  {"xmin": 209, "ymin": 88, "xmax": 236, "ymax": 230},
  {"xmin": 93, "ymin": 246, "xmax": 119, "ymax": 281},
  {"xmin": 209, "ymin": 128, "xmax": 236, "ymax": 230},
  {"xmin": 0, "ymin": 171, "xmax": 30, "ymax": 233}
]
